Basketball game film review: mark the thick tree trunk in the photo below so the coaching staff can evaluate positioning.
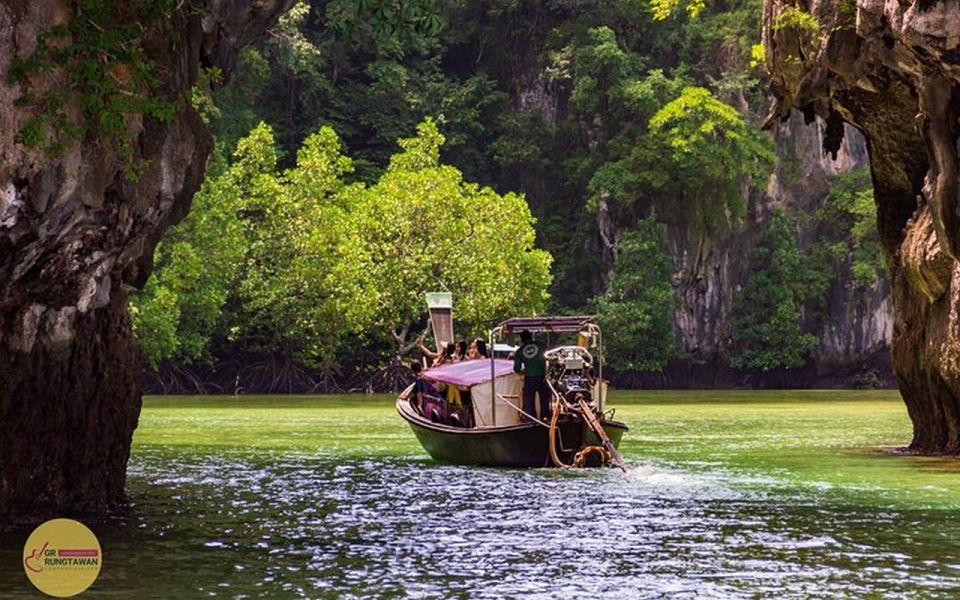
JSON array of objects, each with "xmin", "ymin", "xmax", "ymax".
[
  {"xmin": 763, "ymin": 0, "xmax": 960, "ymax": 452},
  {"xmin": 0, "ymin": 0, "xmax": 294, "ymax": 523}
]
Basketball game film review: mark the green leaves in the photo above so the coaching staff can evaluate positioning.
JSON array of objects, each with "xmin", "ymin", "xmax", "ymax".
[
  {"xmin": 133, "ymin": 118, "xmax": 552, "ymax": 366},
  {"xmin": 354, "ymin": 118, "xmax": 552, "ymax": 345},
  {"xmin": 597, "ymin": 219, "xmax": 675, "ymax": 371},
  {"xmin": 9, "ymin": 0, "xmax": 178, "ymax": 166},
  {"xmin": 647, "ymin": 86, "xmax": 774, "ymax": 230},
  {"xmin": 822, "ymin": 168, "xmax": 884, "ymax": 286},
  {"xmin": 650, "ymin": 0, "xmax": 708, "ymax": 21},
  {"xmin": 731, "ymin": 210, "xmax": 828, "ymax": 371}
]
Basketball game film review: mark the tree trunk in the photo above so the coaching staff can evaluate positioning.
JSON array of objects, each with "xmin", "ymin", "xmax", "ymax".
[
  {"xmin": 763, "ymin": 0, "xmax": 960, "ymax": 452},
  {"xmin": 0, "ymin": 0, "xmax": 294, "ymax": 523}
]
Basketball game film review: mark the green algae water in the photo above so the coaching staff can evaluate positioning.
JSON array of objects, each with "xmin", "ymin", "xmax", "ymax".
[{"xmin": 4, "ymin": 390, "xmax": 960, "ymax": 598}]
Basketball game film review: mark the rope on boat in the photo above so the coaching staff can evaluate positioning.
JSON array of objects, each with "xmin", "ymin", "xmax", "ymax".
[
  {"xmin": 495, "ymin": 393, "xmax": 549, "ymax": 427},
  {"xmin": 548, "ymin": 401, "xmax": 570, "ymax": 469}
]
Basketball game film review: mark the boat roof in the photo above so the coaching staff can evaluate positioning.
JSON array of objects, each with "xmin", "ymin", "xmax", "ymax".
[
  {"xmin": 494, "ymin": 315, "xmax": 596, "ymax": 334},
  {"xmin": 422, "ymin": 359, "xmax": 516, "ymax": 387}
]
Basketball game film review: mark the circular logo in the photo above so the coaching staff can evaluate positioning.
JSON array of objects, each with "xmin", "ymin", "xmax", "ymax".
[
  {"xmin": 22, "ymin": 518, "xmax": 102, "ymax": 597},
  {"xmin": 522, "ymin": 344, "xmax": 538, "ymax": 359}
]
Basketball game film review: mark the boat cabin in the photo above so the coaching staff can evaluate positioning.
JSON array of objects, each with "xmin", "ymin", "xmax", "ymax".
[
  {"xmin": 413, "ymin": 315, "xmax": 607, "ymax": 429},
  {"xmin": 419, "ymin": 359, "xmax": 523, "ymax": 428}
]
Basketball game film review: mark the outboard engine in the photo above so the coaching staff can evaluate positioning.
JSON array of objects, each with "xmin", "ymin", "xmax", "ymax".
[{"xmin": 545, "ymin": 346, "xmax": 598, "ymax": 410}]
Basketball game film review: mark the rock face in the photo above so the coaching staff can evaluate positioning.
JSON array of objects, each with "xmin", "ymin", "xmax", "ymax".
[
  {"xmin": 0, "ymin": 0, "xmax": 293, "ymax": 522},
  {"xmin": 763, "ymin": 0, "xmax": 960, "ymax": 451},
  {"xmin": 615, "ymin": 109, "xmax": 892, "ymax": 388}
]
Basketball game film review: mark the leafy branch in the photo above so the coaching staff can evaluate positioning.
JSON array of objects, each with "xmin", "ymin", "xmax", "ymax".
[{"xmin": 8, "ymin": 0, "xmax": 181, "ymax": 178}]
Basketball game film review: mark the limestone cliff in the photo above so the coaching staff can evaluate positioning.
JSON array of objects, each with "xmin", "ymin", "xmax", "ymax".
[
  {"xmin": 667, "ymin": 112, "xmax": 892, "ymax": 385},
  {"xmin": 0, "ymin": 0, "xmax": 293, "ymax": 522},
  {"xmin": 763, "ymin": 0, "xmax": 960, "ymax": 451},
  {"xmin": 507, "ymin": 59, "xmax": 894, "ymax": 387}
]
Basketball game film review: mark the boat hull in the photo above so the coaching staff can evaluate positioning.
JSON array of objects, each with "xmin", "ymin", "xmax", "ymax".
[{"xmin": 396, "ymin": 398, "xmax": 628, "ymax": 468}]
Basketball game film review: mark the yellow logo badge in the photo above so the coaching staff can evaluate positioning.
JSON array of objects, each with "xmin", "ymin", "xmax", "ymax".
[{"xmin": 22, "ymin": 518, "xmax": 102, "ymax": 597}]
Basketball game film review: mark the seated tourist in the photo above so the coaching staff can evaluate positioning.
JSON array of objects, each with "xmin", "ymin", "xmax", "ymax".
[
  {"xmin": 418, "ymin": 339, "xmax": 457, "ymax": 367},
  {"xmin": 455, "ymin": 340, "xmax": 468, "ymax": 362},
  {"xmin": 400, "ymin": 361, "xmax": 425, "ymax": 412},
  {"xmin": 468, "ymin": 338, "xmax": 489, "ymax": 359}
]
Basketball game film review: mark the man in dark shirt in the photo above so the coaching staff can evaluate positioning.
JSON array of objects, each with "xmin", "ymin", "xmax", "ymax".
[{"xmin": 513, "ymin": 330, "xmax": 552, "ymax": 423}]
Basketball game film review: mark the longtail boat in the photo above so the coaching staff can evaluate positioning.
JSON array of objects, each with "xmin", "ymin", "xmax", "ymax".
[{"xmin": 397, "ymin": 314, "xmax": 628, "ymax": 469}]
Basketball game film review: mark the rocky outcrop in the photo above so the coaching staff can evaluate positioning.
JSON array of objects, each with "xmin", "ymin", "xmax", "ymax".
[
  {"xmin": 763, "ymin": 0, "xmax": 960, "ymax": 451},
  {"xmin": 660, "ymin": 110, "xmax": 891, "ymax": 385},
  {"xmin": 0, "ymin": 0, "xmax": 294, "ymax": 522}
]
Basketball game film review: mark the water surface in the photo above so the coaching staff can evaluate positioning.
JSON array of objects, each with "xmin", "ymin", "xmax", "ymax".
[{"xmin": 3, "ymin": 390, "xmax": 960, "ymax": 598}]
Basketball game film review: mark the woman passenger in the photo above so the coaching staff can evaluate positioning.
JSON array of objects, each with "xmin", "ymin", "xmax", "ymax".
[
  {"xmin": 455, "ymin": 340, "xmax": 468, "ymax": 362},
  {"xmin": 468, "ymin": 338, "xmax": 489, "ymax": 359},
  {"xmin": 418, "ymin": 339, "xmax": 457, "ymax": 367}
]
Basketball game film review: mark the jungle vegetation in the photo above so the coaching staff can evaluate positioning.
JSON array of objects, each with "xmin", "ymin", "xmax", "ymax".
[{"xmin": 131, "ymin": 0, "xmax": 878, "ymax": 391}]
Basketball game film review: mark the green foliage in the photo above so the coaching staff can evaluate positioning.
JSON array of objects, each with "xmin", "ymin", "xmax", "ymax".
[
  {"xmin": 200, "ymin": 0, "xmax": 768, "ymax": 316},
  {"xmin": 750, "ymin": 42, "xmax": 766, "ymax": 69},
  {"xmin": 597, "ymin": 219, "xmax": 675, "ymax": 371},
  {"xmin": 209, "ymin": 0, "xmax": 504, "ymax": 184},
  {"xmin": 190, "ymin": 67, "xmax": 224, "ymax": 125},
  {"xmin": 130, "ymin": 144, "xmax": 248, "ymax": 368},
  {"xmin": 732, "ymin": 211, "xmax": 830, "ymax": 371},
  {"xmin": 234, "ymin": 124, "xmax": 367, "ymax": 365},
  {"xmin": 820, "ymin": 168, "xmax": 884, "ymax": 285},
  {"xmin": 773, "ymin": 7, "xmax": 820, "ymax": 34},
  {"xmin": 8, "ymin": 0, "xmax": 179, "ymax": 174},
  {"xmin": 772, "ymin": 7, "xmax": 821, "ymax": 60},
  {"xmin": 647, "ymin": 86, "xmax": 775, "ymax": 229},
  {"xmin": 136, "ymin": 119, "xmax": 552, "ymax": 366},
  {"xmin": 651, "ymin": 0, "xmax": 708, "ymax": 20},
  {"xmin": 352, "ymin": 119, "xmax": 552, "ymax": 346},
  {"xmin": 139, "ymin": 0, "xmax": 865, "ymax": 379},
  {"xmin": 324, "ymin": 0, "xmax": 446, "ymax": 53}
]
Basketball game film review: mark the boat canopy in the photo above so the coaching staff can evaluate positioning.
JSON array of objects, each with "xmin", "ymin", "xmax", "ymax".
[
  {"xmin": 422, "ymin": 359, "xmax": 516, "ymax": 388},
  {"xmin": 421, "ymin": 359, "xmax": 524, "ymax": 426},
  {"xmin": 493, "ymin": 315, "xmax": 596, "ymax": 334}
]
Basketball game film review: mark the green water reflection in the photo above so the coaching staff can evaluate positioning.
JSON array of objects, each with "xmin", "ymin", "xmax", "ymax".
[{"xmin": 3, "ymin": 390, "xmax": 960, "ymax": 598}]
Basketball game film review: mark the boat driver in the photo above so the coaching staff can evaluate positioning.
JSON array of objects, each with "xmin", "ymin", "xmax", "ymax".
[{"xmin": 513, "ymin": 330, "xmax": 552, "ymax": 423}]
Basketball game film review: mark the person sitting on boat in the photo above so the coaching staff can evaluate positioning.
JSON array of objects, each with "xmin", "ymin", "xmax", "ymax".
[
  {"xmin": 455, "ymin": 340, "xmax": 469, "ymax": 362},
  {"xmin": 400, "ymin": 361, "xmax": 425, "ymax": 412},
  {"xmin": 418, "ymin": 339, "xmax": 457, "ymax": 367},
  {"xmin": 468, "ymin": 338, "xmax": 488, "ymax": 359},
  {"xmin": 514, "ymin": 329, "xmax": 552, "ymax": 423}
]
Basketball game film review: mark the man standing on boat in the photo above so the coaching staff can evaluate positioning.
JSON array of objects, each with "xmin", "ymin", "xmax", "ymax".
[{"xmin": 514, "ymin": 330, "xmax": 552, "ymax": 423}]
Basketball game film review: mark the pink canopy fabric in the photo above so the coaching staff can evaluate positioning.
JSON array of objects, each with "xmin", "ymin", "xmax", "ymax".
[{"xmin": 422, "ymin": 359, "xmax": 516, "ymax": 387}]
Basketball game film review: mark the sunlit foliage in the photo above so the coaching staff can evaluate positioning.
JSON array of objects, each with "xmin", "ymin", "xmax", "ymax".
[
  {"xmin": 647, "ymin": 86, "xmax": 775, "ymax": 230},
  {"xmin": 132, "ymin": 119, "xmax": 551, "ymax": 366}
]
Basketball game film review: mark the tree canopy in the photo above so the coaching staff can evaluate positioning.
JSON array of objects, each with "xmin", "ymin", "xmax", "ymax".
[
  {"xmin": 597, "ymin": 219, "xmax": 675, "ymax": 371},
  {"xmin": 131, "ymin": 118, "xmax": 551, "ymax": 369},
  {"xmin": 132, "ymin": 0, "xmax": 886, "ymax": 386}
]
